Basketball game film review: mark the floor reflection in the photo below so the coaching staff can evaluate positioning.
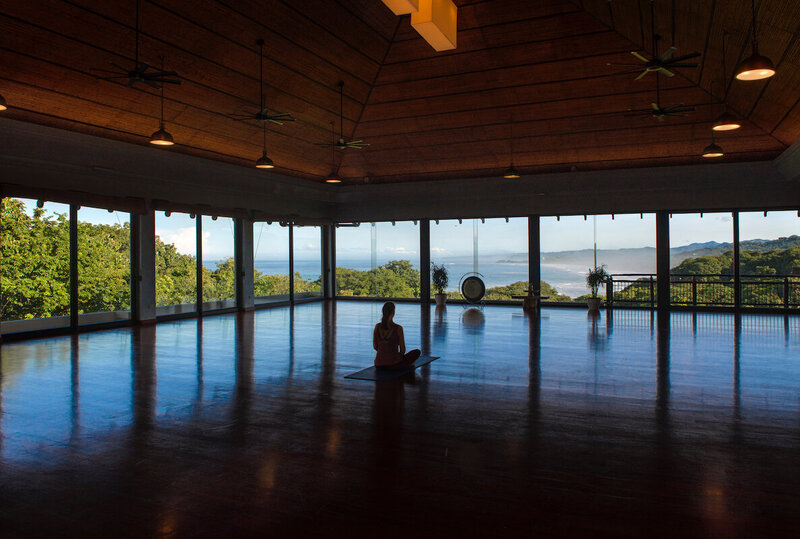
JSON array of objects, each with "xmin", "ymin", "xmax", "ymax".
[{"xmin": 0, "ymin": 303, "xmax": 798, "ymax": 536}]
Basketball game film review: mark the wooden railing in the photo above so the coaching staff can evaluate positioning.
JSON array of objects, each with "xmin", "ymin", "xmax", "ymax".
[{"xmin": 605, "ymin": 273, "xmax": 800, "ymax": 309}]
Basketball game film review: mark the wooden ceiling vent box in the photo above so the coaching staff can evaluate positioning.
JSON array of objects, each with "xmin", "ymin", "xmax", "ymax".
[{"xmin": 411, "ymin": 0, "xmax": 457, "ymax": 51}]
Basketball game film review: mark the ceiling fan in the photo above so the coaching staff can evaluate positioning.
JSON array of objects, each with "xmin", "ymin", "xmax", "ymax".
[
  {"xmin": 93, "ymin": 0, "xmax": 181, "ymax": 89},
  {"xmin": 628, "ymin": 72, "xmax": 695, "ymax": 121},
  {"xmin": 610, "ymin": 1, "xmax": 700, "ymax": 81},
  {"xmin": 323, "ymin": 122, "xmax": 343, "ymax": 183},
  {"xmin": 333, "ymin": 81, "xmax": 368, "ymax": 150},
  {"xmin": 228, "ymin": 39, "xmax": 295, "ymax": 125}
]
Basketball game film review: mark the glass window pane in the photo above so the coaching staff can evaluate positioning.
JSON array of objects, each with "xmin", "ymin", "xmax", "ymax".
[
  {"xmin": 669, "ymin": 212, "xmax": 734, "ymax": 306},
  {"xmin": 596, "ymin": 213, "xmax": 656, "ymax": 307},
  {"xmin": 739, "ymin": 210, "xmax": 800, "ymax": 308},
  {"xmin": 254, "ymin": 222, "xmax": 290, "ymax": 305},
  {"xmin": 336, "ymin": 221, "xmax": 421, "ymax": 299},
  {"xmin": 336, "ymin": 224, "xmax": 373, "ymax": 296},
  {"xmin": 478, "ymin": 218, "xmax": 528, "ymax": 300},
  {"xmin": 376, "ymin": 221, "xmax": 420, "ymax": 299},
  {"xmin": 540, "ymin": 215, "xmax": 595, "ymax": 302},
  {"xmin": 293, "ymin": 226, "xmax": 321, "ymax": 298},
  {"xmin": 1, "ymin": 198, "xmax": 71, "ymax": 333},
  {"xmin": 155, "ymin": 211, "xmax": 197, "ymax": 315},
  {"xmin": 78, "ymin": 206, "xmax": 131, "ymax": 325},
  {"xmin": 430, "ymin": 219, "xmax": 475, "ymax": 298},
  {"xmin": 202, "ymin": 216, "xmax": 235, "ymax": 310}
]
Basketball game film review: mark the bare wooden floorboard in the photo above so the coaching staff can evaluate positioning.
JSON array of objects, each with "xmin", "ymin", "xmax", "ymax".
[{"xmin": 0, "ymin": 301, "xmax": 798, "ymax": 536}]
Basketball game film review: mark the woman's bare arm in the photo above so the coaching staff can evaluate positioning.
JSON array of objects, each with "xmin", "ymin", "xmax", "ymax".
[
  {"xmin": 397, "ymin": 325, "xmax": 406, "ymax": 355},
  {"xmin": 373, "ymin": 325, "xmax": 379, "ymax": 351}
]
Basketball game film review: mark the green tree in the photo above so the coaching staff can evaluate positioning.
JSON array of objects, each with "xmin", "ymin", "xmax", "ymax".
[{"xmin": 1, "ymin": 199, "xmax": 71, "ymax": 320}]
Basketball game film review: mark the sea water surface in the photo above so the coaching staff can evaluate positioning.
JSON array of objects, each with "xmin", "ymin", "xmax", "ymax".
[{"xmin": 202, "ymin": 258, "xmax": 604, "ymax": 298}]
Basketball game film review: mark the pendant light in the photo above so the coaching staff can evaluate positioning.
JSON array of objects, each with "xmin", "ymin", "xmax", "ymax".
[
  {"xmin": 736, "ymin": 0, "xmax": 775, "ymax": 81},
  {"xmin": 255, "ymin": 123, "xmax": 274, "ymax": 168},
  {"xmin": 713, "ymin": 32, "xmax": 741, "ymax": 131},
  {"xmin": 503, "ymin": 116, "xmax": 520, "ymax": 179},
  {"xmin": 702, "ymin": 82, "xmax": 724, "ymax": 158},
  {"xmin": 325, "ymin": 121, "xmax": 342, "ymax": 183},
  {"xmin": 0, "ymin": 93, "xmax": 7, "ymax": 111},
  {"xmin": 255, "ymin": 39, "xmax": 275, "ymax": 168},
  {"xmin": 149, "ymin": 56, "xmax": 175, "ymax": 146}
]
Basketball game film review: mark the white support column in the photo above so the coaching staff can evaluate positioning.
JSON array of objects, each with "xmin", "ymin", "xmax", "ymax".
[{"xmin": 236, "ymin": 218, "xmax": 255, "ymax": 311}]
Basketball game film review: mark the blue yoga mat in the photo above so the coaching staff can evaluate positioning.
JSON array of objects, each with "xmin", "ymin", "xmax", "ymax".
[{"xmin": 344, "ymin": 355, "xmax": 440, "ymax": 381}]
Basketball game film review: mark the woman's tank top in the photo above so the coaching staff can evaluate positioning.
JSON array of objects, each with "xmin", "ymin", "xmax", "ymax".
[{"xmin": 374, "ymin": 323, "xmax": 402, "ymax": 366}]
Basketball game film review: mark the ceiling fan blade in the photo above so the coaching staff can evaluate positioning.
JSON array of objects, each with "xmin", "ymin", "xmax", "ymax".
[
  {"xmin": 143, "ymin": 79, "xmax": 162, "ymax": 89},
  {"xmin": 666, "ymin": 63, "xmax": 699, "ymax": 69},
  {"xmin": 93, "ymin": 67, "xmax": 124, "ymax": 75},
  {"xmin": 657, "ymin": 46, "xmax": 677, "ymax": 63},
  {"xmin": 657, "ymin": 67, "xmax": 675, "ymax": 77},
  {"xmin": 110, "ymin": 62, "xmax": 128, "ymax": 72},
  {"xmin": 96, "ymin": 75, "xmax": 131, "ymax": 80},
  {"xmin": 146, "ymin": 71, "xmax": 180, "ymax": 80},
  {"xmin": 651, "ymin": 103, "xmax": 660, "ymax": 110},
  {"xmin": 668, "ymin": 52, "xmax": 701, "ymax": 63},
  {"xmin": 635, "ymin": 70, "xmax": 649, "ymax": 81},
  {"xmin": 630, "ymin": 51, "xmax": 649, "ymax": 63},
  {"xmin": 267, "ymin": 119, "xmax": 286, "ymax": 126}
]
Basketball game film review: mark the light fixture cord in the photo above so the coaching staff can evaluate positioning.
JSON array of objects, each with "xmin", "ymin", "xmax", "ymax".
[
  {"xmin": 751, "ymin": 0, "xmax": 759, "ymax": 53},
  {"xmin": 650, "ymin": 0, "xmax": 656, "ymax": 58},
  {"xmin": 259, "ymin": 39, "xmax": 264, "ymax": 111},
  {"xmin": 330, "ymin": 121, "xmax": 336, "ymax": 171},
  {"xmin": 339, "ymin": 82, "xmax": 344, "ymax": 140},
  {"xmin": 709, "ymin": 80, "xmax": 716, "ymax": 143},
  {"xmin": 135, "ymin": 0, "xmax": 140, "ymax": 65},
  {"xmin": 721, "ymin": 31, "xmax": 728, "ymax": 102},
  {"xmin": 509, "ymin": 116, "xmax": 514, "ymax": 165},
  {"xmin": 159, "ymin": 55, "xmax": 165, "ymax": 126},
  {"xmin": 263, "ymin": 122, "xmax": 267, "ymax": 153}
]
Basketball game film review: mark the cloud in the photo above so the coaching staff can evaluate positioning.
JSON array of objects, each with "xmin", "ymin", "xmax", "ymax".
[
  {"xmin": 431, "ymin": 247, "xmax": 447, "ymax": 254},
  {"xmin": 296, "ymin": 242, "xmax": 317, "ymax": 251},
  {"xmin": 164, "ymin": 227, "xmax": 205, "ymax": 256},
  {"xmin": 384, "ymin": 247, "xmax": 417, "ymax": 254}
]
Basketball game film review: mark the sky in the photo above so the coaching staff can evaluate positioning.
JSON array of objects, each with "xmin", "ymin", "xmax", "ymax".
[{"xmin": 15, "ymin": 199, "xmax": 800, "ymax": 261}]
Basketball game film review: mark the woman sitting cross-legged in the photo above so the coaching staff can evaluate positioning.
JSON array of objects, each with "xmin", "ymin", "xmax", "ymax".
[{"xmin": 373, "ymin": 302, "xmax": 421, "ymax": 369}]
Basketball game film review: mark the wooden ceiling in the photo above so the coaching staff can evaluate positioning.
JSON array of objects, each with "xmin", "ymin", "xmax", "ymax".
[{"xmin": 1, "ymin": 0, "xmax": 798, "ymax": 185}]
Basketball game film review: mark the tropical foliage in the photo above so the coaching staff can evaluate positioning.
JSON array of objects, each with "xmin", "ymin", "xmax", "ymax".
[{"xmin": 0, "ymin": 199, "xmax": 320, "ymax": 321}]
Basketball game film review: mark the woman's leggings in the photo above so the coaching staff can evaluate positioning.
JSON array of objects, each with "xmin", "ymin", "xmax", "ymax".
[{"xmin": 382, "ymin": 349, "xmax": 421, "ymax": 369}]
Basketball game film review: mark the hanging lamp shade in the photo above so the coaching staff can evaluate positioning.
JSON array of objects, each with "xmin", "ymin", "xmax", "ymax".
[
  {"xmin": 325, "ymin": 170, "xmax": 343, "ymax": 184},
  {"xmin": 255, "ymin": 152, "xmax": 274, "ymax": 169},
  {"xmin": 503, "ymin": 165, "xmax": 520, "ymax": 179},
  {"xmin": 735, "ymin": 51, "xmax": 775, "ymax": 81},
  {"xmin": 0, "ymin": 93, "xmax": 7, "ymax": 111},
  {"xmin": 381, "ymin": 0, "xmax": 419, "ymax": 15},
  {"xmin": 712, "ymin": 111, "xmax": 741, "ymax": 131},
  {"xmin": 149, "ymin": 124, "xmax": 174, "ymax": 146},
  {"xmin": 736, "ymin": 0, "xmax": 775, "ymax": 81},
  {"xmin": 702, "ymin": 142, "xmax": 724, "ymax": 158}
]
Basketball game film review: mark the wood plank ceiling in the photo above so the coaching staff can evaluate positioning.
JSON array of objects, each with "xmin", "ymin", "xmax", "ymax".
[{"xmin": 1, "ymin": 0, "xmax": 797, "ymax": 184}]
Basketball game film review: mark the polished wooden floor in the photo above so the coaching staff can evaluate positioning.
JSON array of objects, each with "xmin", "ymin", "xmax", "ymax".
[{"xmin": 1, "ymin": 302, "xmax": 799, "ymax": 537}]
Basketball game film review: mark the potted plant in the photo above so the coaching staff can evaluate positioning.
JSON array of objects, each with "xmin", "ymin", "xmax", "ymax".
[
  {"xmin": 432, "ymin": 262, "xmax": 449, "ymax": 307},
  {"xmin": 586, "ymin": 265, "xmax": 609, "ymax": 312}
]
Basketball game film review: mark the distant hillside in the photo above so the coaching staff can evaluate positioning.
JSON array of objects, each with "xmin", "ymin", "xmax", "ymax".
[{"xmin": 497, "ymin": 236, "xmax": 800, "ymax": 272}]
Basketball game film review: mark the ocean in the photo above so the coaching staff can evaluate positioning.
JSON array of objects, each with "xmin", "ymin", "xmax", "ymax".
[{"xmin": 201, "ymin": 257, "xmax": 599, "ymax": 298}]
